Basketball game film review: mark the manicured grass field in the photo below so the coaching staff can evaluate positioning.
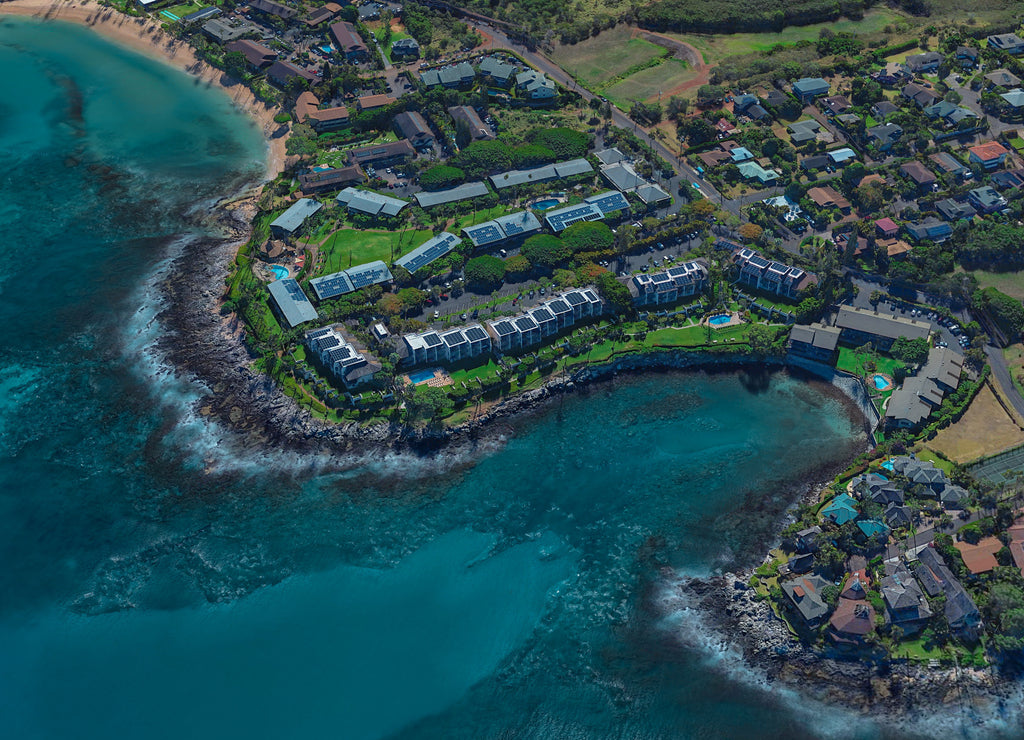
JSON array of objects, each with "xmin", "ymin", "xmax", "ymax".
[
  {"xmin": 666, "ymin": 9, "xmax": 901, "ymax": 66},
  {"xmin": 452, "ymin": 204, "xmax": 515, "ymax": 230},
  {"xmin": 551, "ymin": 26, "xmax": 666, "ymax": 88},
  {"xmin": 604, "ymin": 58, "xmax": 694, "ymax": 106},
  {"xmin": 316, "ymin": 228, "xmax": 433, "ymax": 276},
  {"xmin": 836, "ymin": 346, "xmax": 904, "ymax": 378}
]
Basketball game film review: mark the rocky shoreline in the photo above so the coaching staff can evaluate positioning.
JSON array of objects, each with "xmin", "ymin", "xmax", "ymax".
[
  {"xmin": 672, "ymin": 572, "xmax": 1019, "ymax": 729},
  {"xmin": 156, "ymin": 199, "xmax": 878, "ymax": 469}
]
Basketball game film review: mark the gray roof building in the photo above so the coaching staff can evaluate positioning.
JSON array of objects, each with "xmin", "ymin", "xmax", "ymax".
[
  {"xmin": 336, "ymin": 187, "xmax": 408, "ymax": 217},
  {"xmin": 394, "ymin": 232, "xmax": 461, "ymax": 274},
  {"xmin": 448, "ymin": 105, "xmax": 493, "ymax": 141},
  {"xmin": 489, "ymin": 158, "xmax": 593, "ymax": 189},
  {"xmin": 421, "ymin": 62, "xmax": 475, "ymax": 88},
  {"xmin": 463, "ymin": 210, "xmax": 542, "ymax": 247},
  {"xmin": 270, "ymin": 198, "xmax": 323, "ymax": 237},
  {"xmin": 477, "ymin": 56, "xmax": 518, "ymax": 85},
  {"xmin": 600, "ymin": 162, "xmax": 646, "ymax": 191},
  {"xmin": 309, "ymin": 260, "xmax": 393, "ymax": 300},
  {"xmin": 782, "ymin": 574, "xmax": 832, "ymax": 625},
  {"xmin": 393, "ymin": 111, "xmax": 433, "ymax": 148},
  {"xmin": 268, "ymin": 278, "xmax": 318, "ymax": 328},
  {"xmin": 834, "ymin": 305, "xmax": 930, "ymax": 344},
  {"xmin": 415, "ymin": 182, "xmax": 490, "ymax": 208}
]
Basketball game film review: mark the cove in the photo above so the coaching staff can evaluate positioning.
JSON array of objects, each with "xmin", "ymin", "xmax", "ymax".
[{"xmin": 0, "ymin": 16, "xmax": 893, "ymax": 740}]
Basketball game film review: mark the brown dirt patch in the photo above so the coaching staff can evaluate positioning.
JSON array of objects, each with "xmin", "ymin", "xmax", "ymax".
[{"xmin": 928, "ymin": 382, "xmax": 1024, "ymax": 464}]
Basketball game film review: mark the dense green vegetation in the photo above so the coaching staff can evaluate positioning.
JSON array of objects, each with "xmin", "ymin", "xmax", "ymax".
[{"xmin": 638, "ymin": 0, "xmax": 870, "ymax": 35}]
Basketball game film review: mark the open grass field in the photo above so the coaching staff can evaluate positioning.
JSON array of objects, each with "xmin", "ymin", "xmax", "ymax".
[
  {"xmin": 664, "ymin": 9, "xmax": 902, "ymax": 66},
  {"xmin": 316, "ymin": 227, "xmax": 432, "ymax": 276},
  {"xmin": 551, "ymin": 27, "xmax": 666, "ymax": 89},
  {"xmin": 965, "ymin": 269, "xmax": 1024, "ymax": 301},
  {"xmin": 604, "ymin": 58, "xmax": 695, "ymax": 106},
  {"xmin": 928, "ymin": 383, "xmax": 1024, "ymax": 464},
  {"xmin": 451, "ymin": 204, "xmax": 516, "ymax": 231},
  {"xmin": 1004, "ymin": 343, "xmax": 1024, "ymax": 399}
]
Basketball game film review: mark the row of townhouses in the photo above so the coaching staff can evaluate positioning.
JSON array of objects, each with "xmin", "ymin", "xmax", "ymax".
[
  {"xmin": 401, "ymin": 288, "xmax": 603, "ymax": 365},
  {"xmin": 732, "ymin": 247, "xmax": 817, "ymax": 299}
]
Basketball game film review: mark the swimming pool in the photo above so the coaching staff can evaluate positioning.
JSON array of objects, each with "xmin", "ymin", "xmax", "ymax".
[
  {"xmin": 269, "ymin": 265, "xmax": 289, "ymax": 280},
  {"xmin": 321, "ymin": 45, "xmax": 334, "ymax": 54},
  {"xmin": 708, "ymin": 314, "xmax": 731, "ymax": 326},
  {"xmin": 872, "ymin": 374, "xmax": 894, "ymax": 391},
  {"xmin": 408, "ymin": 369, "xmax": 436, "ymax": 384},
  {"xmin": 532, "ymin": 198, "xmax": 561, "ymax": 210},
  {"xmin": 881, "ymin": 459, "xmax": 895, "ymax": 472}
]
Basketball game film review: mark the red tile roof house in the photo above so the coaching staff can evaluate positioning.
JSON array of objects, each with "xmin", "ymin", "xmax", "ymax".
[
  {"xmin": 829, "ymin": 598, "xmax": 876, "ymax": 644},
  {"xmin": 294, "ymin": 91, "xmax": 350, "ymax": 133},
  {"xmin": 969, "ymin": 141, "xmax": 1010, "ymax": 170},
  {"xmin": 875, "ymin": 217, "xmax": 899, "ymax": 238},
  {"xmin": 225, "ymin": 40, "xmax": 277, "ymax": 71}
]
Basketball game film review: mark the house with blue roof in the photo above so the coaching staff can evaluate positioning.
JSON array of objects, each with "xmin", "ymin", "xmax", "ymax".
[
  {"xmin": 857, "ymin": 519, "xmax": 890, "ymax": 540},
  {"xmin": 270, "ymin": 198, "xmax": 322, "ymax": 238},
  {"xmin": 822, "ymin": 493, "xmax": 858, "ymax": 526},
  {"xmin": 730, "ymin": 147, "xmax": 754, "ymax": 163},
  {"xmin": 792, "ymin": 77, "xmax": 830, "ymax": 103}
]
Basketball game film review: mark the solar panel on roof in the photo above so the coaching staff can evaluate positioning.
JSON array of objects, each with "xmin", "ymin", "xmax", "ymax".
[
  {"xmin": 310, "ymin": 272, "xmax": 355, "ymax": 300},
  {"xmin": 424, "ymin": 333, "xmax": 443, "ymax": 347},
  {"xmin": 532, "ymin": 308, "xmax": 554, "ymax": 321},
  {"xmin": 493, "ymin": 320, "xmax": 515, "ymax": 335},
  {"xmin": 548, "ymin": 300, "xmax": 569, "ymax": 312},
  {"xmin": 564, "ymin": 292, "xmax": 585, "ymax": 304},
  {"xmin": 464, "ymin": 326, "xmax": 487, "ymax": 341},
  {"xmin": 442, "ymin": 331, "xmax": 466, "ymax": 347},
  {"xmin": 515, "ymin": 317, "xmax": 537, "ymax": 330},
  {"xmin": 465, "ymin": 223, "xmax": 503, "ymax": 245}
]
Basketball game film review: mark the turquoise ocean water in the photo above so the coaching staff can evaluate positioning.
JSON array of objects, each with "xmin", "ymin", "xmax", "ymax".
[{"xmin": 0, "ymin": 17, "xmax": 1011, "ymax": 740}]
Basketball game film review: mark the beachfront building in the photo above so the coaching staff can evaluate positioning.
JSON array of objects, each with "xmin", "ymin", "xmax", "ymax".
[
  {"xmin": 270, "ymin": 198, "xmax": 322, "ymax": 238},
  {"xmin": 781, "ymin": 574, "xmax": 832, "ymax": 626},
  {"xmin": 629, "ymin": 261, "xmax": 709, "ymax": 306},
  {"xmin": 267, "ymin": 278, "xmax": 318, "ymax": 329},
  {"xmin": 732, "ymin": 248, "xmax": 816, "ymax": 299},
  {"xmin": 915, "ymin": 547, "xmax": 982, "ymax": 638},
  {"xmin": 347, "ymin": 140, "xmax": 415, "ymax": 169},
  {"xmin": 787, "ymin": 323, "xmax": 841, "ymax": 364},
  {"xmin": 305, "ymin": 326, "xmax": 380, "ymax": 388},
  {"xmin": 298, "ymin": 166, "xmax": 364, "ymax": 194},
  {"xmin": 294, "ymin": 91, "xmax": 350, "ymax": 133},
  {"xmin": 401, "ymin": 324, "xmax": 490, "ymax": 366}
]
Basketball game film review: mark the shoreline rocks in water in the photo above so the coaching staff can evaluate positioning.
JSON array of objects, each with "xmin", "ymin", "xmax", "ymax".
[{"xmin": 672, "ymin": 572, "xmax": 1018, "ymax": 725}]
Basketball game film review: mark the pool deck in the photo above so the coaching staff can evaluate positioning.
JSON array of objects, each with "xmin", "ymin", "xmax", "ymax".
[
  {"xmin": 702, "ymin": 312, "xmax": 744, "ymax": 328},
  {"xmin": 404, "ymin": 368, "xmax": 453, "ymax": 388}
]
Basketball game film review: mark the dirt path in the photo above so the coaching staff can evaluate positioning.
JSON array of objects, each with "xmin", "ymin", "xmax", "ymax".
[{"xmin": 631, "ymin": 28, "xmax": 713, "ymax": 97}]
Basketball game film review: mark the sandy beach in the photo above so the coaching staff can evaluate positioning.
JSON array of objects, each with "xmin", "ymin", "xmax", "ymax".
[{"xmin": 0, "ymin": 0, "xmax": 287, "ymax": 178}]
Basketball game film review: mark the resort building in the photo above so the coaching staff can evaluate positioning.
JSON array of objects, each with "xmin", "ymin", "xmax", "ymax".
[
  {"xmin": 267, "ymin": 61, "xmax": 318, "ymax": 89},
  {"xmin": 267, "ymin": 278, "xmax": 318, "ymax": 329},
  {"xmin": 461, "ymin": 210, "xmax": 542, "ymax": 248},
  {"xmin": 833, "ymin": 305, "xmax": 930, "ymax": 351},
  {"xmin": 629, "ymin": 261, "xmax": 709, "ymax": 306},
  {"xmin": 732, "ymin": 248, "xmax": 816, "ymax": 298},
  {"xmin": 248, "ymin": 0, "xmax": 296, "ymax": 19},
  {"xmin": 402, "ymin": 324, "xmax": 490, "ymax": 366},
  {"xmin": 355, "ymin": 93, "xmax": 398, "ymax": 112},
  {"xmin": 347, "ymin": 139, "xmax": 415, "ymax": 168},
  {"xmin": 477, "ymin": 56, "xmax": 518, "ymax": 87},
  {"xmin": 394, "ymin": 232, "xmax": 461, "ymax": 274},
  {"xmin": 516, "ymin": 69, "xmax": 556, "ymax": 100},
  {"xmin": 225, "ymin": 40, "xmax": 277, "ymax": 71},
  {"xmin": 448, "ymin": 106, "xmax": 493, "ymax": 141},
  {"xmin": 882, "ymin": 561, "xmax": 933, "ymax": 634},
  {"xmin": 414, "ymin": 182, "xmax": 490, "ymax": 208},
  {"xmin": 391, "ymin": 37, "xmax": 420, "ymax": 60},
  {"xmin": 330, "ymin": 22, "xmax": 369, "ymax": 62},
  {"xmin": 420, "ymin": 62, "xmax": 475, "ymax": 89},
  {"xmin": 305, "ymin": 326, "xmax": 380, "ymax": 388},
  {"xmin": 294, "ymin": 92, "xmax": 350, "ymax": 133},
  {"xmin": 543, "ymin": 191, "xmax": 630, "ymax": 232},
  {"xmin": 297, "ymin": 165, "xmax": 364, "ymax": 194},
  {"xmin": 393, "ymin": 111, "xmax": 434, "ymax": 149},
  {"xmin": 489, "ymin": 159, "xmax": 593, "ymax": 190},
  {"xmin": 270, "ymin": 198, "xmax": 322, "ymax": 238},
  {"xmin": 335, "ymin": 187, "xmax": 409, "ymax": 218},
  {"xmin": 308, "ymin": 260, "xmax": 393, "ymax": 301},
  {"xmin": 884, "ymin": 348, "xmax": 964, "ymax": 429},
  {"xmin": 987, "ymin": 33, "xmax": 1024, "ymax": 55},
  {"xmin": 787, "ymin": 323, "xmax": 841, "ymax": 363}
]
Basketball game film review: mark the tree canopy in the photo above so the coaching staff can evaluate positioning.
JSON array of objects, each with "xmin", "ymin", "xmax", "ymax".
[
  {"xmin": 464, "ymin": 254, "xmax": 506, "ymax": 287},
  {"xmin": 562, "ymin": 221, "xmax": 614, "ymax": 255},
  {"xmin": 521, "ymin": 234, "xmax": 573, "ymax": 268}
]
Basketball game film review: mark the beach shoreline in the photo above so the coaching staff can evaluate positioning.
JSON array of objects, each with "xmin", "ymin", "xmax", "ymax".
[{"xmin": 0, "ymin": 0, "xmax": 287, "ymax": 179}]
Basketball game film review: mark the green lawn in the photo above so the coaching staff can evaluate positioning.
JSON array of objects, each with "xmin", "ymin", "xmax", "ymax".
[
  {"xmin": 836, "ymin": 346, "xmax": 905, "ymax": 378},
  {"xmin": 552, "ymin": 26, "xmax": 666, "ymax": 89},
  {"xmin": 316, "ymin": 228, "xmax": 433, "ymax": 276},
  {"xmin": 377, "ymin": 29, "xmax": 414, "ymax": 63},
  {"xmin": 452, "ymin": 204, "xmax": 516, "ymax": 230},
  {"xmin": 449, "ymin": 359, "xmax": 500, "ymax": 385}
]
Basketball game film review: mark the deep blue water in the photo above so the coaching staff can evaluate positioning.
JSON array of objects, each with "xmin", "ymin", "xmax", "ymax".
[{"xmin": 0, "ymin": 16, "xmax": 1015, "ymax": 740}]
